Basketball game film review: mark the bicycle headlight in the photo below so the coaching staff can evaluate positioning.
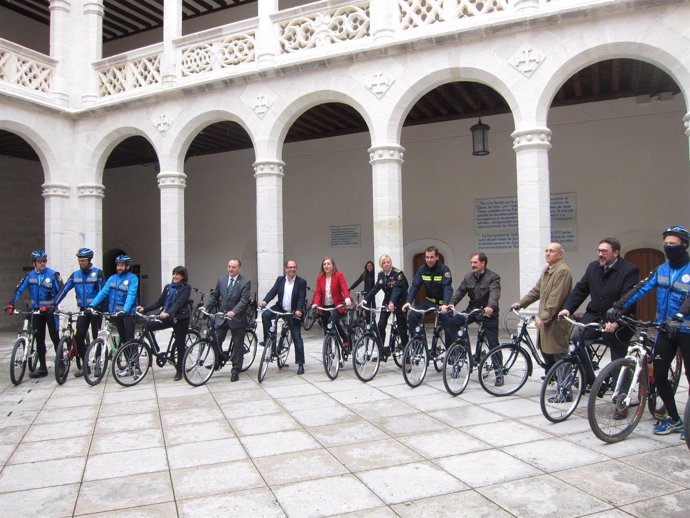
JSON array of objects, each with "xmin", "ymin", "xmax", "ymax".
[{"xmin": 568, "ymin": 343, "xmax": 576, "ymax": 353}]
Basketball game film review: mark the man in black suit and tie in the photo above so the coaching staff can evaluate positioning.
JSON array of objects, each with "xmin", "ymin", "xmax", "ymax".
[
  {"xmin": 207, "ymin": 257, "xmax": 251, "ymax": 382},
  {"xmin": 259, "ymin": 259, "xmax": 308, "ymax": 375}
]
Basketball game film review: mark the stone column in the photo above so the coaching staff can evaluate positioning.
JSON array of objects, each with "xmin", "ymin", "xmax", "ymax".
[
  {"xmin": 256, "ymin": 0, "xmax": 279, "ymax": 64},
  {"xmin": 512, "ymin": 127, "xmax": 552, "ymax": 294},
  {"xmin": 77, "ymin": 183, "xmax": 105, "ymax": 266},
  {"xmin": 43, "ymin": 182, "xmax": 72, "ymax": 272},
  {"xmin": 158, "ymin": 171, "xmax": 187, "ymax": 287},
  {"xmin": 82, "ymin": 1, "xmax": 104, "ymax": 104},
  {"xmin": 254, "ymin": 159, "xmax": 284, "ymax": 298},
  {"xmin": 369, "ymin": 144, "xmax": 405, "ymax": 269},
  {"xmin": 162, "ymin": 0, "xmax": 183, "ymax": 86},
  {"xmin": 370, "ymin": 0, "xmax": 397, "ymax": 42},
  {"xmin": 49, "ymin": 0, "xmax": 72, "ymax": 105},
  {"xmin": 684, "ymin": 112, "xmax": 690, "ymax": 157}
]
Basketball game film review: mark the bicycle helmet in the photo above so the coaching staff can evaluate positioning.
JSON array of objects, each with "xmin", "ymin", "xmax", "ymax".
[
  {"xmin": 76, "ymin": 247, "xmax": 94, "ymax": 259},
  {"xmin": 31, "ymin": 249, "xmax": 47, "ymax": 261},
  {"xmin": 115, "ymin": 254, "xmax": 132, "ymax": 265},
  {"xmin": 663, "ymin": 225, "xmax": 690, "ymax": 246}
]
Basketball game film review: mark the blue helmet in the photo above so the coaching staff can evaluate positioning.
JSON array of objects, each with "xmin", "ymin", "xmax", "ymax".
[
  {"xmin": 663, "ymin": 225, "xmax": 690, "ymax": 246},
  {"xmin": 115, "ymin": 254, "xmax": 132, "ymax": 265},
  {"xmin": 76, "ymin": 247, "xmax": 94, "ymax": 259},
  {"xmin": 31, "ymin": 249, "xmax": 47, "ymax": 261}
]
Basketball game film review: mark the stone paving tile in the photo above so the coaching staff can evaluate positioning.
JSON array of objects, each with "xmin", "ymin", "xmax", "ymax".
[
  {"xmin": 620, "ymin": 445, "xmax": 690, "ymax": 488},
  {"xmin": 90, "ymin": 427, "xmax": 164, "ymax": 455},
  {"xmin": 34, "ymin": 404, "xmax": 99, "ymax": 424},
  {"xmin": 177, "ymin": 487, "xmax": 284, "ymax": 518},
  {"xmin": 253, "ymin": 449, "xmax": 349, "ymax": 486},
  {"xmin": 477, "ymin": 474, "xmax": 611, "ymax": 518},
  {"xmin": 83, "ymin": 446, "xmax": 169, "ymax": 481},
  {"xmin": 291, "ymin": 405, "xmax": 361, "ymax": 427},
  {"xmin": 329, "ymin": 438, "xmax": 423, "ymax": 472},
  {"xmin": 156, "ymin": 393, "xmax": 217, "ymax": 412},
  {"xmin": 166, "ymin": 437, "xmax": 247, "ymax": 469},
  {"xmin": 563, "ymin": 430, "xmax": 670, "ymax": 458},
  {"xmin": 0, "ymin": 456, "xmax": 86, "ymax": 492},
  {"xmin": 43, "ymin": 392, "xmax": 103, "ymax": 409},
  {"xmin": 229, "ymin": 412, "xmax": 301, "ymax": 436},
  {"xmin": 504, "ymin": 437, "xmax": 610, "ymax": 472},
  {"xmin": 428, "ymin": 405, "xmax": 504, "ymax": 427},
  {"xmin": 518, "ymin": 413, "xmax": 592, "ymax": 436},
  {"xmin": 275, "ymin": 393, "xmax": 341, "ymax": 412},
  {"xmin": 102, "ymin": 387, "xmax": 156, "ymax": 405},
  {"xmin": 171, "ymin": 458, "xmax": 265, "ymax": 500},
  {"xmin": 94, "ymin": 411, "xmax": 161, "ymax": 434},
  {"xmin": 0, "ymin": 444, "xmax": 14, "ymax": 466},
  {"xmin": 240, "ymin": 429, "xmax": 322, "ymax": 458},
  {"xmin": 398, "ymin": 429, "xmax": 490, "ymax": 459},
  {"xmin": 390, "ymin": 490, "xmax": 514, "ymax": 517},
  {"xmin": 263, "ymin": 383, "xmax": 323, "ymax": 399},
  {"xmin": 21, "ymin": 418, "xmax": 95, "ymax": 442},
  {"xmin": 371, "ymin": 412, "xmax": 449, "ymax": 437},
  {"xmin": 357, "ymin": 461, "xmax": 467, "ymax": 504},
  {"xmin": 347, "ymin": 398, "xmax": 417, "ymax": 420},
  {"xmin": 379, "ymin": 383, "xmax": 442, "ymax": 398},
  {"xmin": 97, "ymin": 397, "xmax": 160, "ymax": 417},
  {"xmin": 553, "ymin": 460, "xmax": 685, "ymax": 507},
  {"xmin": 163, "ymin": 419, "xmax": 235, "ymax": 446},
  {"xmin": 77, "ymin": 501, "xmax": 179, "ymax": 517},
  {"xmin": 481, "ymin": 397, "xmax": 544, "ymax": 418},
  {"xmin": 159, "ymin": 405, "xmax": 225, "ymax": 427},
  {"xmin": 307, "ymin": 420, "xmax": 389, "ymax": 447},
  {"xmin": 327, "ymin": 386, "xmax": 391, "ymax": 405},
  {"xmin": 312, "ymin": 378, "xmax": 369, "ymax": 394},
  {"xmin": 207, "ymin": 387, "xmax": 271, "ymax": 403},
  {"xmin": 75, "ymin": 471, "xmax": 174, "ymax": 515},
  {"xmin": 463, "ymin": 419, "xmax": 552, "ymax": 447},
  {"xmin": 273, "ymin": 474, "xmax": 383, "ymax": 517},
  {"xmin": 219, "ymin": 399, "xmax": 285, "ymax": 419},
  {"xmin": 620, "ymin": 489, "xmax": 690, "ymax": 517},
  {"xmin": 331, "ymin": 507, "xmax": 396, "ymax": 517},
  {"xmin": 0, "ymin": 424, "xmax": 29, "ymax": 444},
  {"xmin": 436, "ymin": 449, "xmax": 542, "ymax": 487},
  {"xmin": 0, "ymin": 483, "xmax": 79, "ymax": 518},
  {"xmin": 8, "ymin": 434, "xmax": 90, "ymax": 464},
  {"xmin": 401, "ymin": 392, "xmax": 469, "ymax": 412}
]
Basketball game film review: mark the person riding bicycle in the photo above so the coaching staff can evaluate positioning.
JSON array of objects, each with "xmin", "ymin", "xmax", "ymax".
[
  {"xmin": 4, "ymin": 249, "xmax": 63, "ymax": 378},
  {"xmin": 312, "ymin": 257, "xmax": 353, "ymax": 350},
  {"xmin": 402, "ymin": 246, "xmax": 453, "ymax": 355},
  {"xmin": 259, "ymin": 259, "xmax": 308, "ymax": 375},
  {"xmin": 362, "ymin": 254, "xmax": 409, "ymax": 358},
  {"xmin": 608, "ymin": 225, "xmax": 690, "ymax": 436},
  {"xmin": 89, "ymin": 254, "xmax": 139, "ymax": 345},
  {"xmin": 136, "ymin": 266, "xmax": 191, "ymax": 381},
  {"xmin": 441, "ymin": 251, "xmax": 501, "ymax": 362},
  {"xmin": 53, "ymin": 248, "xmax": 106, "ymax": 377}
]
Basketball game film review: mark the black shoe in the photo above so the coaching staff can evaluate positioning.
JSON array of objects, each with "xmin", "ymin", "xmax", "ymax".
[
  {"xmin": 230, "ymin": 371, "xmax": 239, "ymax": 382},
  {"xmin": 174, "ymin": 371, "xmax": 183, "ymax": 381},
  {"xmin": 297, "ymin": 364, "xmax": 304, "ymax": 375},
  {"xmin": 29, "ymin": 367, "xmax": 48, "ymax": 378},
  {"xmin": 259, "ymin": 341, "xmax": 265, "ymax": 346},
  {"xmin": 73, "ymin": 368, "xmax": 84, "ymax": 378}
]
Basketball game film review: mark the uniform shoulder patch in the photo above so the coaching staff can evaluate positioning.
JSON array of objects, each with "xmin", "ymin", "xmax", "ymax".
[
  {"xmin": 444, "ymin": 271, "xmax": 451, "ymax": 278},
  {"xmin": 397, "ymin": 273, "xmax": 403, "ymax": 280}
]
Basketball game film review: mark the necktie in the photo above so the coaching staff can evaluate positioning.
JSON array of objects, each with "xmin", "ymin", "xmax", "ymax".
[{"xmin": 227, "ymin": 277, "xmax": 235, "ymax": 299}]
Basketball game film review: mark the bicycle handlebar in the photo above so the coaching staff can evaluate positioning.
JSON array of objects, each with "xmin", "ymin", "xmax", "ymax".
[
  {"xmin": 312, "ymin": 304, "xmax": 345, "ymax": 312},
  {"xmin": 258, "ymin": 308, "xmax": 295, "ymax": 317},
  {"xmin": 134, "ymin": 312, "xmax": 163, "ymax": 324},
  {"xmin": 617, "ymin": 314, "xmax": 665, "ymax": 330},
  {"xmin": 511, "ymin": 307, "xmax": 536, "ymax": 323},
  {"xmin": 558, "ymin": 314, "xmax": 604, "ymax": 331},
  {"xmin": 448, "ymin": 307, "xmax": 483, "ymax": 318},
  {"xmin": 405, "ymin": 306, "xmax": 438, "ymax": 315}
]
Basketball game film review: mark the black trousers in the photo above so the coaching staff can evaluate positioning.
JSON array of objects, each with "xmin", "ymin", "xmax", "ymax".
[
  {"xmin": 32, "ymin": 312, "xmax": 59, "ymax": 367},
  {"xmin": 653, "ymin": 331, "xmax": 690, "ymax": 421},
  {"xmin": 146, "ymin": 317, "xmax": 190, "ymax": 374},
  {"xmin": 76, "ymin": 311, "xmax": 101, "ymax": 360},
  {"xmin": 215, "ymin": 323, "xmax": 246, "ymax": 373}
]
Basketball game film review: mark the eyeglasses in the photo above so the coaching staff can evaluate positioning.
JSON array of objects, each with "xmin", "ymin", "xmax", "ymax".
[
  {"xmin": 595, "ymin": 249, "xmax": 611, "ymax": 255},
  {"xmin": 35, "ymin": 259, "xmax": 47, "ymax": 263}
]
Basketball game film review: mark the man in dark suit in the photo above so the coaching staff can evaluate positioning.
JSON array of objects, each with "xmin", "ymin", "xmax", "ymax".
[
  {"xmin": 207, "ymin": 257, "xmax": 251, "ymax": 382},
  {"xmin": 559, "ymin": 237, "xmax": 639, "ymax": 369},
  {"xmin": 259, "ymin": 259, "xmax": 308, "ymax": 375}
]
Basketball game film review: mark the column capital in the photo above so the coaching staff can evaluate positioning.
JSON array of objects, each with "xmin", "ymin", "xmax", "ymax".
[
  {"xmin": 511, "ymin": 127, "xmax": 552, "ymax": 152},
  {"xmin": 49, "ymin": 0, "xmax": 71, "ymax": 12},
  {"xmin": 683, "ymin": 112, "xmax": 690, "ymax": 138},
  {"xmin": 83, "ymin": 1, "xmax": 104, "ymax": 16},
  {"xmin": 368, "ymin": 144, "xmax": 405, "ymax": 164},
  {"xmin": 157, "ymin": 171, "xmax": 187, "ymax": 188},
  {"xmin": 42, "ymin": 182, "xmax": 70, "ymax": 198},
  {"xmin": 78, "ymin": 183, "xmax": 105, "ymax": 197},
  {"xmin": 253, "ymin": 160, "xmax": 285, "ymax": 177}
]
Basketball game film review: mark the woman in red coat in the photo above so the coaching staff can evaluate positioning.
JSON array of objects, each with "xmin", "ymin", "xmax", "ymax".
[{"xmin": 312, "ymin": 257, "xmax": 353, "ymax": 347}]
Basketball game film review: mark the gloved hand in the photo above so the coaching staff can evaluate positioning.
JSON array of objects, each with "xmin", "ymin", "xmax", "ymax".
[
  {"xmin": 606, "ymin": 305, "xmax": 621, "ymax": 322},
  {"xmin": 38, "ymin": 305, "xmax": 49, "ymax": 313},
  {"xmin": 4, "ymin": 304, "xmax": 14, "ymax": 315},
  {"xmin": 665, "ymin": 316, "xmax": 683, "ymax": 341}
]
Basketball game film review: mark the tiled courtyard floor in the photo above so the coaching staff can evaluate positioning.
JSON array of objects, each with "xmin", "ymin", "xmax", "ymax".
[{"xmin": 1, "ymin": 328, "xmax": 689, "ymax": 517}]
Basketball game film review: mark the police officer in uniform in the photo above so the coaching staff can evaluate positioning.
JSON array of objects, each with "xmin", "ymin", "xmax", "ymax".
[
  {"xmin": 363, "ymin": 254, "xmax": 409, "ymax": 358},
  {"xmin": 54, "ymin": 248, "xmax": 106, "ymax": 377},
  {"xmin": 5, "ymin": 250, "xmax": 62, "ymax": 378},
  {"xmin": 402, "ymin": 246, "xmax": 453, "ymax": 353}
]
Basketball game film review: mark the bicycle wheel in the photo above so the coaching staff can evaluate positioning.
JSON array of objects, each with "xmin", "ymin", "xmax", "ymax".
[
  {"xmin": 258, "ymin": 337, "xmax": 273, "ymax": 383},
  {"xmin": 402, "ymin": 338, "xmax": 428, "ymax": 388},
  {"xmin": 277, "ymin": 332, "xmax": 291, "ymax": 368},
  {"xmin": 54, "ymin": 336, "xmax": 72, "ymax": 385},
  {"xmin": 474, "ymin": 336, "xmax": 492, "ymax": 382},
  {"xmin": 391, "ymin": 332, "xmax": 404, "ymax": 368},
  {"xmin": 443, "ymin": 341, "xmax": 471, "ymax": 396},
  {"xmin": 183, "ymin": 339, "xmax": 217, "ymax": 386},
  {"xmin": 112, "ymin": 339, "xmax": 152, "ymax": 387},
  {"xmin": 432, "ymin": 334, "xmax": 447, "ymax": 373},
  {"xmin": 353, "ymin": 333, "xmax": 380, "ymax": 383},
  {"xmin": 322, "ymin": 335, "xmax": 340, "ymax": 380},
  {"xmin": 303, "ymin": 306, "xmax": 317, "ymax": 331},
  {"xmin": 588, "ymin": 357, "xmax": 646, "ymax": 443},
  {"xmin": 83, "ymin": 338, "xmax": 109, "ymax": 386},
  {"xmin": 478, "ymin": 344, "xmax": 530, "ymax": 396},
  {"xmin": 647, "ymin": 348, "xmax": 682, "ymax": 419},
  {"xmin": 241, "ymin": 330, "xmax": 257, "ymax": 372},
  {"xmin": 540, "ymin": 358, "xmax": 585, "ymax": 423},
  {"xmin": 10, "ymin": 336, "xmax": 29, "ymax": 385},
  {"xmin": 27, "ymin": 337, "xmax": 38, "ymax": 373}
]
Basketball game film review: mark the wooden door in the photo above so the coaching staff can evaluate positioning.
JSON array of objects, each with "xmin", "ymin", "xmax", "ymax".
[{"xmin": 624, "ymin": 248, "xmax": 664, "ymax": 321}]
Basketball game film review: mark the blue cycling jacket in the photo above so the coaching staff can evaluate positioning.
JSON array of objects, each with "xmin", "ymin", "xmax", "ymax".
[
  {"xmin": 54, "ymin": 267, "xmax": 105, "ymax": 308},
  {"xmin": 91, "ymin": 272, "xmax": 138, "ymax": 314},
  {"xmin": 10, "ymin": 268, "xmax": 60, "ymax": 308}
]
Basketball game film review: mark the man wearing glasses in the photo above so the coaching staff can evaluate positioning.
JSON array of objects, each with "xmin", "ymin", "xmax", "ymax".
[{"xmin": 5, "ymin": 250, "xmax": 63, "ymax": 378}]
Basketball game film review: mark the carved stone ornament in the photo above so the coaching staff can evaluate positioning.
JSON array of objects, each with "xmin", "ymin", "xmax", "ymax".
[
  {"xmin": 42, "ymin": 183, "xmax": 70, "ymax": 197},
  {"xmin": 510, "ymin": 45, "xmax": 545, "ymax": 78},
  {"xmin": 153, "ymin": 113, "xmax": 171, "ymax": 134},
  {"xmin": 367, "ymin": 72, "xmax": 395, "ymax": 99},
  {"xmin": 252, "ymin": 94, "xmax": 274, "ymax": 119}
]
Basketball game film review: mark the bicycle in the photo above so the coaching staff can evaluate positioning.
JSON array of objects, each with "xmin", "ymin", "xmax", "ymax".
[
  {"xmin": 302, "ymin": 287, "xmax": 318, "ymax": 331},
  {"xmin": 7, "ymin": 309, "xmax": 40, "ymax": 385},
  {"xmin": 257, "ymin": 309, "xmax": 294, "ymax": 383},
  {"xmin": 587, "ymin": 315, "xmax": 680, "ymax": 443},
  {"xmin": 83, "ymin": 310, "xmax": 122, "ymax": 386},
  {"xmin": 401, "ymin": 306, "xmax": 448, "ymax": 388},
  {"xmin": 54, "ymin": 310, "xmax": 83, "ymax": 384},
  {"xmin": 111, "ymin": 313, "xmax": 201, "ymax": 387},
  {"xmin": 182, "ymin": 308, "xmax": 257, "ymax": 386},
  {"xmin": 352, "ymin": 304, "xmax": 391, "ymax": 382},
  {"xmin": 314, "ymin": 304, "xmax": 358, "ymax": 380},
  {"xmin": 539, "ymin": 315, "xmax": 607, "ymax": 423},
  {"xmin": 477, "ymin": 308, "xmax": 550, "ymax": 396},
  {"xmin": 441, "ymin": 308, "xmax": 488, "ymax": 396}
]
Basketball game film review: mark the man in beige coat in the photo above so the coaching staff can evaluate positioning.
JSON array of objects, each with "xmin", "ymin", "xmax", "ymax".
[{"xmin": 511, "ymin": 243, "xmax": 573, "ymax": 374}]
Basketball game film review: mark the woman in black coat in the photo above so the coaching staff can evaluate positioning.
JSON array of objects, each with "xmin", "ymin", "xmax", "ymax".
[{"xmin": 137, "ymin": 265, "xmax": 191, "ymax": 380}]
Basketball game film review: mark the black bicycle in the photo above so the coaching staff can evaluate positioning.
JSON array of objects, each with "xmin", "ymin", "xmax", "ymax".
[
  {"xmin": 352, "ymin": 304, "xmax": 393, "ymax": 382},
  {"xmin": 182, "ymin": 308, "xmax": 257, "ymax": 386},
  {"xmin": 302, "ymin": 287, "xmax": 318, "ymax": 331},
  {"xmin": 539, "ymin": 315, "xmax": 607, "ymax": 422},
  {"xmin": 441, "ymin": 308, "xmax": 487, "ymax": 396},
  {"xmin": 54, "ymin": 310, "xmax": 83, "ymax": 385},
  {"xmin": 401, "ymin": 306, "xmax": 448, "ymax": 388},
  {"xmin": 7, "ymin": 309, "xmax": 40, "ymax": 385},
  {"xmin": 111, "ymin": 313, "xmax": 201, "ymax": 387},
  {"xmin": 315, "ymin": 304, "xmax": 358, "ymax": 380},
  {"xmin": 258, "ymin": 309, "xmax": 294, "ymax": 383}
]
